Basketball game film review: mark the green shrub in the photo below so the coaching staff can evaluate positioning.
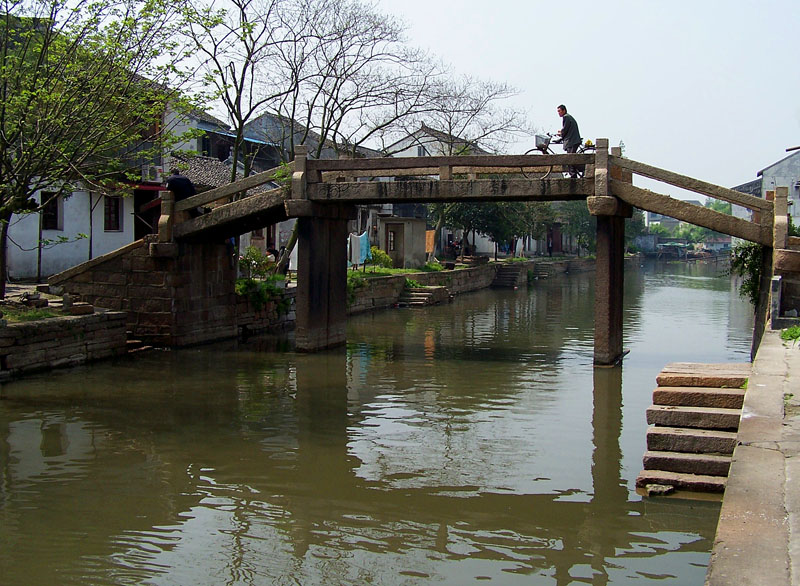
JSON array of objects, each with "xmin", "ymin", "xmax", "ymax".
[
  {"xmin": 405, "ymin": 278, "xmax": 423, "ymax": 289},
  {"xmin": 782, "ymin": 325, "xmax": 800, "ymax": 345},
  {"xmin": 238, "ymin": 246, "xmax": 275, "ymax": 279},
  {"xmin": 729, "ymin": 242, "xmax": 763, "ymax": 307},
  {"xmin": 235, "ymin": 275, "xmax": 289, "ymax": 314},
  {"xmin": 421, "ymin": 261, "xmax": 443, "ymax": 272},
  {"xmin": 369, "ymin": 246, "xmax": 394, "ymax": 269},
  {"xmin": 347, "ymin": 271, "xmax": 367, "ymax": 305}
]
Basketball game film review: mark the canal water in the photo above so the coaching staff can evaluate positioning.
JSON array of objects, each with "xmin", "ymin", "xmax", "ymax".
[{"xmin": 0, "ymin": 259, "xmax": 753, "ymax": 585}]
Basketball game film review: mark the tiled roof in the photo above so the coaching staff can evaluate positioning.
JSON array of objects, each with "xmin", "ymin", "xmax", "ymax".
[{"xmin": 168, "ymin": 152, "xmax": 277, "ymax": 194}]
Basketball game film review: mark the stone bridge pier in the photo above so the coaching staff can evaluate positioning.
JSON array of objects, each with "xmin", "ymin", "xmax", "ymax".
[
  {"xmin": 589, "ymin": 141, "xmax": 632, "ymax": 366},
  {"xmin": 294, "ymin": 204, "xmax": 356, "ymax": 351}
]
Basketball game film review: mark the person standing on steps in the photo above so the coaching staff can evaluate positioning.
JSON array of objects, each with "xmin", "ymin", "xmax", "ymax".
[{"xmin": 556, "ymin": 104, "xmax": 582, "ymax": 178}]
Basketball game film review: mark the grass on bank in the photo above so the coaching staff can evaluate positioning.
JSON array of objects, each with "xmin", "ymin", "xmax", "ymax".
[{"xmin": 1, "ymin": 305, "xmax": 60, "ymax": 323}]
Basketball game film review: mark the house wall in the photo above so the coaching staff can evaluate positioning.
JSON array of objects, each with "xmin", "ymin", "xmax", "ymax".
[
  {"xmin": 377, "ymin": 217, "xmax": 427, "ymax": 268},
  {"xmin": 760, "ymin": 153, "xmax": 800, "ymax": 215},
  {"xmin": 8, "ymin": 190, "xmax": 135, "ymax": 280}
]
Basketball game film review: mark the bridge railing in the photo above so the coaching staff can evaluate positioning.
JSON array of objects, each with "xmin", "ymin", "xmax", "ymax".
[
  {"xmin": 158, "ymin": 163, "xmax": 294, "ymax": 241},
  {"xmin": 607, "ymin": 155, "xmax": 774, "ymax": 246},
  {"xmin": 303, "ymin": 152, "xmax": 595, "ymax": 181}
]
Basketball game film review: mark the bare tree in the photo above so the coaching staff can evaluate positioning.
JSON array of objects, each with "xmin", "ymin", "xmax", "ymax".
[{"xmin": 181, "ymin": 0, "xmax": 323, "ymax": 182}]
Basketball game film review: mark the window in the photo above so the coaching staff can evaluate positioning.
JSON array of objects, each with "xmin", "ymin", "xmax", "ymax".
[
  {"xmin": 416, "ymin": 145, "xmax": 428, "ymax": 157},
  {"xmin": 41, "ymin": 192, "xmax": 62, "ymax": 231},
  {"xmin": 388, "ymin": 230, "xmax": 396, "ymax": 251},
  {"xmin": 104, "ymin": 196, "xmax": 122, "ymax": 231}
]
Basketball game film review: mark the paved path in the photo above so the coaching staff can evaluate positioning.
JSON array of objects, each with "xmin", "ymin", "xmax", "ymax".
[{"xmin": 706, "ymin": 329, "xmax": 800, "ymax": 584}]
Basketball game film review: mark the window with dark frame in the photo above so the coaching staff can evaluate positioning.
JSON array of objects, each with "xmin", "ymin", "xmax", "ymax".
[
  {"xmin": 388, "ymin": 230, "xmax": 396, "ymax": 251},
  {"xmin": 104, "ymin": 196, "xmax": 122, "ymax": 231},
  {"xmin": 41, "ymin": 192, "xmax": 61, "ymax": 231}
]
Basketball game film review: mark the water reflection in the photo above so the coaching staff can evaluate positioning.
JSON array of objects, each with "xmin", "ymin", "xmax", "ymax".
[{"xmin": 0, "ymin": 260, "xmax": 749, "ymax": 584}]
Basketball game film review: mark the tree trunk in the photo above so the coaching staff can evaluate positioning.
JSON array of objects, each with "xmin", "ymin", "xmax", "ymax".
[
  {"xmin": 428, "ymin": 216, "xmax": 445, "ymax": 263},
  {"xmin": 0, "ymin": 212, "xmax": 11, "ymax": 299},
  {"xmin": 274, "ymin": 220, "xmax": 299, "ymax": 275}
]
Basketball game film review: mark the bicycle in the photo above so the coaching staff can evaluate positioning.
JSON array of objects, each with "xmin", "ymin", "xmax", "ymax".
[{"xmin": 521, "ymin": 133, "xmax": 595, "ymax": 179}]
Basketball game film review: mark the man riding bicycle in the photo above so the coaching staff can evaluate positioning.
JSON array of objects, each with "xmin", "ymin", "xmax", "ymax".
[{"xmin": 556, "ymin": 104, "xmax": 582, "ymax": 178}]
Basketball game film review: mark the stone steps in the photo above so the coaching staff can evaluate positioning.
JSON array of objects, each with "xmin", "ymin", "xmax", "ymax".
[
  {"xmin": 652, "ymin": 386, "xmax": 745, "ymax": 409},
  {"xmin": 646, "ymin": 405, "xmax": 741, "ymax": 430},
  {"xmin": 642, "ymin": 450, "xmax": 731, "ymax": 476},
  {"xmin": 397, "ymin": 286, "xmax": 450, "ymax": 307},
  {"xmin": 491, "ymin": 265, "xmax": 523, "ymax": 289},
  {"xmin": 646, "ymin": 426, "xmax": 738, "ymax": 454},
  {"xmin": 636, "ymin": 362, "xmax": 749, "ymax": 496}
]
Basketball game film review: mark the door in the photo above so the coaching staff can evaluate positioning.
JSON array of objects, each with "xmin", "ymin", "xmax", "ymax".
[{"xmin": 385, "ymin": 223, "xmax": 405, "ymax": 268}]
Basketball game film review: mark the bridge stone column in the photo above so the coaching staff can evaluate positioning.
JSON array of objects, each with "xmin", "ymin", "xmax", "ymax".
[
  {"xmin": 293, "ymin": 202, "xmax": 356, "ymax": 352},
  {"xmin": 589, "ymin": 140, "xmax": 632, "ymax": 366}
]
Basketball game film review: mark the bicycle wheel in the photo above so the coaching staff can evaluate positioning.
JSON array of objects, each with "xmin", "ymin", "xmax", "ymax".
[{"xmin": 521, "ymin": 148, "xmax": 552, "ymax": 180}]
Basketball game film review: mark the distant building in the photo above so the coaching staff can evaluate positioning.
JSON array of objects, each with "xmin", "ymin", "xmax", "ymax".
[{"xmin": 732, "ymin": 150, "xmax": 800, "ymax": 223}]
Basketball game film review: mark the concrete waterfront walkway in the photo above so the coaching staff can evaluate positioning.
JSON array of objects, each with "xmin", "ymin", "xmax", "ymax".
[{"xmin": 706, "ymin": 329, "xmax": 800, "ymax": 585}]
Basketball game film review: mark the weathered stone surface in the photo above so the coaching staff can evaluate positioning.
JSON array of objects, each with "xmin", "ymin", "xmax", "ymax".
[
  {"xmin": 646, "ymin": 426, "xmax": 738, "ymax": 454},
  {"xmin": 646, "ymin": 405, "xmax": 741, "ymax": 430},
  {"xmin": 656, "ymin": 362, "xmax": 750, "ymax": 388},
  {"xmin": 644, "ymin": 483, "xmax": 675, "ymax": 496},
  {"xmin": 635, "ymin": 469, "xmax": 726, "ymax": 493},
  {"xmin": 642, "ymin": 450, "xmax": 731, "ymax": 476},
  {"xmin": 775, "ymin": 248, "xmax": 800, "ymax": 272},
  {"xmin": 652, "ymin": 386, "xmax": 745, "ymax": 409}
]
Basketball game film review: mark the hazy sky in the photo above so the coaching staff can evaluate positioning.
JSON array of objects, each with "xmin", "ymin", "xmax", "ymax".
[{"xmin": 375, "ymin": 0, "xmax": 799, "ymax": 196}]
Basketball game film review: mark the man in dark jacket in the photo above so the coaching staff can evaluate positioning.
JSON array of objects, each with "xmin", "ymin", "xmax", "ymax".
[
  {"xmin": 166, "ymin": 168, "xmax": 202, "ymax": 217},
  {"xmin": 166, "ymin": 168, "xmax": 196, "ymax": 202},
  {"xmin": 557, "ymin": 105, "xmax": 582, "ymax": 178}
]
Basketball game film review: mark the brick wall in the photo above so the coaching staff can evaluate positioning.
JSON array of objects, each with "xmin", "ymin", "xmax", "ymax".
[
  {"xmin": 49, "ymin": 235, "xmax": 294, "ymax": 347},
  {"xmin": 0, "ymin": 311, "xmax": 127, "ymax": 380}
]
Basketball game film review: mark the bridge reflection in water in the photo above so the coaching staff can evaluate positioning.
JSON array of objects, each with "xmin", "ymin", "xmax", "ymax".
[{"xmin": 0, "ymin": 262, "xmax": 752, "ymax": 584}]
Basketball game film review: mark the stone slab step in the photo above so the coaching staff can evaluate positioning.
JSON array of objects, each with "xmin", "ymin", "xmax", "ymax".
[
  {"xmin": 642, "ymin": 450, "xmax": 732, "ymax": 476},
  {"xmin": 653, "ymin": 386, "xmax": 746, "ymax": 409},
  {"xmin": 646, "ymin": 405, "xmax": 741, "ymax": 430},
  {"xmin": 646, "ymin": 426, "xmax": 738, "ymax": 455},
  {"xmin": 656, "ymin": 362, "xmax": 750, "ymax": 388},
  {"xmin": 635, "ymin": 469, "xmax": 726, "ymax": 493}
]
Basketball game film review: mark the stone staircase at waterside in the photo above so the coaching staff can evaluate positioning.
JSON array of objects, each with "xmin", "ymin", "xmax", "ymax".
[
  {"xmin": 397, "ymin": 286, "xmax": 450, "ymax": 308},
  {"xmin": 636, "ymin": 362, "xmax": 750, "ymax": 496},
  {"xmin": 491, "ymin": 264, "xmax": 524, "ymax": 289}
]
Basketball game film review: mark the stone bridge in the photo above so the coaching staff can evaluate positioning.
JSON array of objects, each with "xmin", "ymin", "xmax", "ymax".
[{"xmin": 50, "ymin": 139, "xmax": 800, "ymax": 365}]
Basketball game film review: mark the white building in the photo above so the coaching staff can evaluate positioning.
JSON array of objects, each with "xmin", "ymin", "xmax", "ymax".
[
  {"xmin": 732, "ymin": 150, "xmax": 800, "ymax": 222},
  {"xmin": 8, "ymin": 190, "xmax": 134, "ymax": 281}
]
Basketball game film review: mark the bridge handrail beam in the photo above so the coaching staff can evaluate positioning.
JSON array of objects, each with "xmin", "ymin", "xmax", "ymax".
[
  {"xmin": 610, "ymin": 179, "xmax": 771, "ymax": 245},
  {"xmin": 611, "ymin": 156, "xmax": 773, "ymax": 214},
  {"xmin": 306, "ymin": 153, "xmax": 593, "ymax": 177}
]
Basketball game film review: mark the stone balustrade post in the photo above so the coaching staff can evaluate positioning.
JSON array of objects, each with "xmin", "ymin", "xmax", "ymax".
[
  {"xmin": 292, "ymin": 145, "xmax": 309, "ymax": 200},
  {"xmin": 157, "ymin": 189, "xmax": 174, "ymax": 243},
  {"xmin": 774, "ymin": 186, "xmax": 789, "ymax": 251}
]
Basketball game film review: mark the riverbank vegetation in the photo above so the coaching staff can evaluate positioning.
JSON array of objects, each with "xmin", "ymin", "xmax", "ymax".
[{"xmin": 729, "ymin": 242, "xmax": 762, "ymax": 307}]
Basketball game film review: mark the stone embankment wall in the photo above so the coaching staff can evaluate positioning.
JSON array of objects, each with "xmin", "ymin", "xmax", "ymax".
[
  {"xmin": 236, "ymin": 289, "xmax": 296, "ymax": 336},
  {"xmin": 0, "ymin": 311, "xmax": 127, "ymax": 380},
  {"xmin": 347, "ymin": 257, "xmax": 597, "ymax": 315}
]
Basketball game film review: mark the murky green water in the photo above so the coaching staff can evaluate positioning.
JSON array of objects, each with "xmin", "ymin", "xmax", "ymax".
[{"xmin": 0, "ymin": 259, "xmax": 752, "ymax": 585}]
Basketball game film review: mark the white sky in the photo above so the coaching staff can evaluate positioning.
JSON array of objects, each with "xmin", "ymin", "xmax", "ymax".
[{"xmin": 375, "ymin": 0, "xmax": 800, "ymax": 196}]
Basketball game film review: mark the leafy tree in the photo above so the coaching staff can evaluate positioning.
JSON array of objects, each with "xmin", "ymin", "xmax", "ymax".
[
  {"xmin": 558, "ymin": 200, "xmax": 596, "ymax": 255},
  {"xmin": 625, "ymin": 208, "xmax": 646, "ymax": 249},
  {"xmin": 647, "ymin": 223, "xmax": 671, "ymax": 236},
  {"xmin": 0, "ymin": 0, "xmax": 195, "ymax": 297}
]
